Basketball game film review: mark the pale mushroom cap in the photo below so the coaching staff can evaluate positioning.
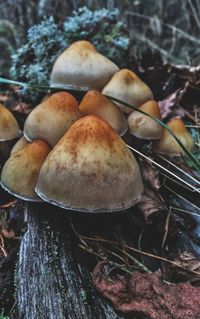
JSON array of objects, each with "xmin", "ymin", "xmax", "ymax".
[
  {"xmin": 24, "ymin": 91, "xmax": 82, "ymax": 147},
  {"xmin": 50, "ymin": 40, "xmax": 119, "ymax": 90},
  {"xmin": 36, "ymin": 115, "xmax": 144, "ymax": 212},
  {"xmin": 79, "ymin": 90, "xmax": 128, "ymax": 136},
  {"xmin": 128, "ymin": 100, "xmax": 163, "ymax": 139},
  {"xmin": 0, "ymin": 103, "xmax": 21, "ymax": 141},
  {"xmin": 1, "ymin": 140, "xmax": 51, "ymax": 201},
  {"xmin": 153, "ymin": 118, "xmax": 195, "ymax": 156},
  {"xmin": 10, "ymin": 136, "xmax": 29, "ymax": 155},
  {"xmin": 102, "ymin": 69, "xmax": 154, "ymax": 114}
]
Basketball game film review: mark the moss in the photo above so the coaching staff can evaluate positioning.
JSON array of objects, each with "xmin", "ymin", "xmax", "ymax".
[{"xmin": 10, "ymin": 7, "xmax": 133, "ymax": 103}]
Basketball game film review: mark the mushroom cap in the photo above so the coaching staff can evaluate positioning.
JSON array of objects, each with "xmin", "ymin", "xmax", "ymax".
[
  {"xmin": 128, "ymin": 100, "xmax": 163, "ymax": 139},
  {"xmin": 102, "ymin": 69, "xmax": 154, "ymax": 114},
  {"xmin": 79, "ymin": 90, "xmax": 127, "ymax": 136},
  {"xmin": 10, "ymin": 136, "xmax": 29, "ymax": 155},
  {"xmin": 50, "ymin": 41, "xmax": 119, "ymax": 90},
  {"xmin": 0, "ymin": 103, "xmax": 21, "ymax": 141},
  {"xmin": 36, "ymin": 115, "xmax": 143, "ymax": 212},
  {"xmin": 153, "ymin": 118, "xmax": 195, "ymax": 156},
  {"xmin": 1, "ymin": 140, "xmax": 51, "ymax": 201},
  {"xmin": 24, "ymin": 91, "xmax": 82, "ymax": 147}
]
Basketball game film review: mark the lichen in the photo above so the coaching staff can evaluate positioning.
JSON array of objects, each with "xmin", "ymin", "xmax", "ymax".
[{"xmin": 10, "ymin": 7, "xmax": 133, "ymax": 103}]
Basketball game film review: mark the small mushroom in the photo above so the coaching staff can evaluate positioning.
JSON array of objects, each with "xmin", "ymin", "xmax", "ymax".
[
  {"xmin": 36, "ymin": 115, "xmax": 143, "ymax": 212},
  {"xmin": 79, "ymin": 90, "xmax": 127, "ymax": 136},
  {"xmin": 128, "ymin": 100, "xmax": 163, "ymax": 140},
  {"xmin": 1, "ymin": 140, "xmax": 51, "ymax": 201},
  {"xmin": 0, "ymin": 103, "xmax": 22, "ymax": 162},
  {"xmin": 10, "ymin": 136, "xmax": 29, "ymax": 155},
  {"xmin": 102, "ymin": 69, "xmax": 154, "ymax": 114},
  {"xmin": 0, "ymin": 103, "xmax": 21, "ymax": 141},
  {"xmin": 24, "ymin": 91, "xmax": 82, "ymax": 147},
  {"xmin": 50, "ymin": 40, "xmax": 119, "ymax": 90},
  {"xmin": 153, "ymin": 118, "xmax": 195, "ymax": 157}
]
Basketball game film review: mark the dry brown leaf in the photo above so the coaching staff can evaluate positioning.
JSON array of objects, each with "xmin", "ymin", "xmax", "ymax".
[
  {"xmin": 1, "ymin": 227, "xmax": 15, "ymax": 239},
  {"xmin": 11, "ymin": 102, "xmax": 31, "ymax": 114},
  {"xmin": 137, "ymin": 159, "xmax": 165, "ymax": 221},
  {"xmin": 140, "ymin": 159, "xmax": 161, "ymax": 191},
  {"xmin": 172, "ymin": 250, "xmax": 200, "ymax": 283},
  {"xmin": 158, "ymin": 86, "xmax": 186, "ymax": 119},
  {"xmin": 93, "ymin": 261, "xmax": 200, "ymax": 319}
]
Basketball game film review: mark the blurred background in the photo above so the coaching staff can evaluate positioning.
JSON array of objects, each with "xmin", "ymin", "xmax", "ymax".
[{"xmin": 0, "ymin": 0, "xmax": 199, "ymax": 80}]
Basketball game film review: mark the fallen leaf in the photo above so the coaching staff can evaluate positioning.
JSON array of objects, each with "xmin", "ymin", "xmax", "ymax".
[
  {"xmin": 93, "ymin": 261, "xmax": 200, "ymax": 319},
  {"xmin": 1, "ymin": 227, "xmax": 15, "ymax": 239},
  {"xmin": 158, "ymin": 86, "xmax": 186, "ymax": 119},
  {"xmin": 172, "ymin": 250, "xmax": 200, "ymax": 283},
  {"xmin": 137, "ymin": 159, "xmax": 166, "ymax": 221}
]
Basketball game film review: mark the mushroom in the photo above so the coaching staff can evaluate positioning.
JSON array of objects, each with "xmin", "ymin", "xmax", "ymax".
[
  {"xmin": 153, "ymin": 118, "xmax": 195, "ymax": 157},
  {"xmin": 50, "ymin": 40, "xmax": 119, "ymax": 90},
  {"xmin": 79, "ymin": 90, "xmax": 127, "ymax": 136},
  {"xmin": 102, "ymin": 69, "xmax": 154, "ymax": 114},
  {"xmin": 0, "ymin": 103, "xmax": 21, "ymax": 141},
  {"xmin": 36, "ymin": 115, "xmax": 143, "ymax": 212},
  {"xmin": 0, "ymin": 103, "xmax": 21, "ymax": 162},
  {"xmin": 24, "ymin": 91, "xmax": 82, "ymax": 147},
  {"xmin": 1, "ymin": 140, "xmax": 51, "ymax": 201},
  {"xmin": 128, "ymin": 100, "xmax": 163, "ymax": 140},
  {"xmin": 10, "ymin": 136, "xmax": 29, "ymax": 155}
]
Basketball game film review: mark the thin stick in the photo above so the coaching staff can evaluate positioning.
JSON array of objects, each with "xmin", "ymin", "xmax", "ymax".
[
  {"xmin": 79, "ymin": 244, "xmax": 133, "ymax": 275},
  {"xmin": 80, "ymin": 236, "xmax": 200, "ymax": 277},
  {"xmin": 158, "ymin": 154, "xmax": 200, "ymax": 186},
  {"xmin": 126, "ymin": 144, "xmax": 200, "ymax": 193}
]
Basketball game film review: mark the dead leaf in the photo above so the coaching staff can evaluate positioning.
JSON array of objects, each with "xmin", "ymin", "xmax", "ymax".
[
  {"xmin": 137, "ymin": 159, "xmax": 166, "ymax": 221},
  {"xmin": 158, "ymin": 85, "xmax": 186, "ymax": 119},
  {"xmin": 172, "ymin": 250, "xmax": 200, "ymax": 283},
  {"xmin": 140, "ymin": 158, "xmax": 161, "ymax": 191},
  {"xmin": 11, "ymin": 102, "xmax": 31, "ymax": 114},
  {"xmin": 1, "ymin": 227, "xmax": 15, "ymax": 239},
  {"xmin": 93, "ymin": 261, "xmax": 200, "ymax": 319}
]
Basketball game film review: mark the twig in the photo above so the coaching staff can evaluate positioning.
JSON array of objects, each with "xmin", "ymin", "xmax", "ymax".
[{"xmin": 80, "ymin": 235, "xmax": 200, "ymax": 277}]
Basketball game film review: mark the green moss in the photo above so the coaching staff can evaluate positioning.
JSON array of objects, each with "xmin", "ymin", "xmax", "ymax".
[{"xmin": 10, "ymin": 7, "xmax": 133, "ymax": 103}]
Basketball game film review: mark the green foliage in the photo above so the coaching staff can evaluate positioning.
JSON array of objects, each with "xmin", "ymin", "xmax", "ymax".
[{"xmin": 10, "ymin": 7, "xmax": 131, "ymax": 102}]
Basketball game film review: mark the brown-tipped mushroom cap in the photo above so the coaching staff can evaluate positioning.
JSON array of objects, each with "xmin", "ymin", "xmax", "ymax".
[
  {"xmin": 0, "ymin": 103, "xmax": 21, "ymax": 141},
  {"xmin": 102, "ymin": 69, "xmax": 154, "ymax": 114},
  {"xmin": 128, "ymin": 100, "xmax": 163, "ymax": 139},
  {"xmin": 50, "ymin": 41, "xmax": 119, "ymax": 90},
  {"xmin": 1, "ymin": 140, "xmax": 51, "ymax": 201},
  {"xmin": 10, "ymin": 136, "xmax": 29, "ymax": 155},
  {"xmin": 36, "ymin": 115, "xmax": 143, "ymax": 212},
  {"xmin": 24, "ymin": 91, "xmax": 81, "ymax": 147},
  {"xmin": 153, "ymin": 118, "xmax": 195, "ymax": 156},
  {"xmin": 79, "ymin": 90, "xmax": 127, "ymax": 136}
]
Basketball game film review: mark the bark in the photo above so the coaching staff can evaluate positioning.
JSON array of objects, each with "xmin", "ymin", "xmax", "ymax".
[{"xmin": 16, "ymin": 203, "xmax": 129, "ymax": 319}]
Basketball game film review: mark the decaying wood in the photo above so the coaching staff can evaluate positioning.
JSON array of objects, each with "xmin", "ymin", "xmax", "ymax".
[{"xmin": 17, "ymin": 203, "xmax": 128, "ymax": 319}]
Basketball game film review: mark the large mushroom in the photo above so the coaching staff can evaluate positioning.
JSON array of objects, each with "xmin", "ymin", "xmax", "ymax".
[
  {"xmin": 128, "ymin": 100, "xmax": 163, "ymax": 140},
  {"xmin": 1, "ymin": 140, "xmax": 51, "ymax": 201},
  {"xmin": 153, "ymin": 118, "xmax": 195, "ymax": 157},
  {"xmin": 24, "ymin": 91, "xmax": 82, "ymax": 147},
  {"xmin": 102, "ymin": 69, "xmax": 154, "ymax": 114},
  {"xmin": 36, "ymin": 115, "xmax": 143, "ymax": 212},
  {"xmin": 50, "ymin": 41, "xmax": 119, "ymax": 90},
  {"xmin": 79, "ymin": 90, "xmax": 127, "ymax": 136}
]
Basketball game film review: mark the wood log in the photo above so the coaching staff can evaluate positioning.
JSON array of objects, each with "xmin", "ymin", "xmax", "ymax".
[{"xmin": 16, "ymin": 203, "xmax": 131, "ymax": 319}]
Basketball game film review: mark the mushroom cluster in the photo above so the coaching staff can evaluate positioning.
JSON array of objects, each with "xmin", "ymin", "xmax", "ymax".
[{"xmin": 0, "ymin": 40, "xmax": 195, "ymax": 212}]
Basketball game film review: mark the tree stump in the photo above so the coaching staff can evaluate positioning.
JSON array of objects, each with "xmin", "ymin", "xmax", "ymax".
[{"xmin": 17, "ymin": 202, "xmax": 133, "ymax": 319}]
